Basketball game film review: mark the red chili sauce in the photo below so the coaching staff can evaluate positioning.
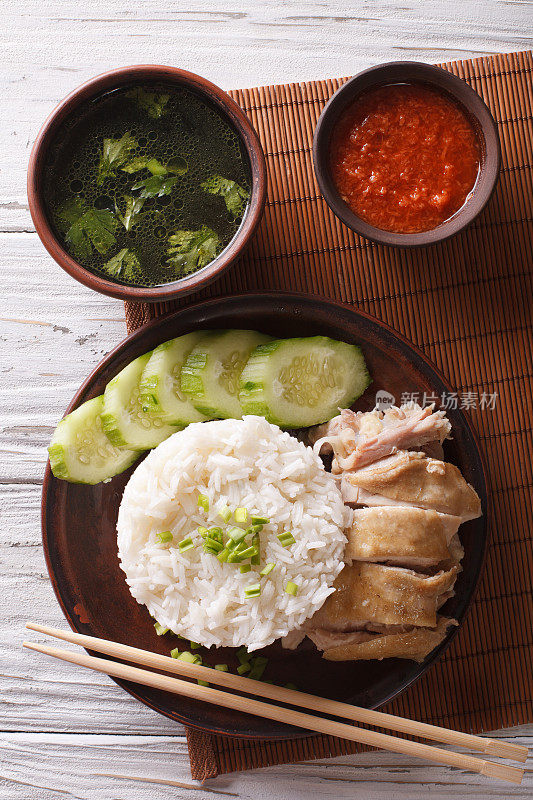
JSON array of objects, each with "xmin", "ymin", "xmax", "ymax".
[{"xmin": 330, "ymin": 83, "xmax": 480, "ymax": 234}]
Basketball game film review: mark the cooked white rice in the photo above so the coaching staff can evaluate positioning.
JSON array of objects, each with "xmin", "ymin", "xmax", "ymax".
[{"xmin": 117, "ymin": 416, "xmax": 347, "ymax": 651}]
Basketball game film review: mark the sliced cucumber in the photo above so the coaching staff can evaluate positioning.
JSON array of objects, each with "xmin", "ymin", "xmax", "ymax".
[
  {"xmin": 139, "ymin": 333, "xmax": 210, "ymax": 425},
  {"xmin": 48, "ymin": 395, "xmax": 138, "ymax": 484},
  {"xmin": 102, "ymin": 353, "xmax": 181, "ymax": 450},
  {"xmin": 180, "ymin": 330, "xmax": 271, "ymax": 419},
  {"xmin": 239, "ymin": 336, "xmax": 371, "ymax": 428}
]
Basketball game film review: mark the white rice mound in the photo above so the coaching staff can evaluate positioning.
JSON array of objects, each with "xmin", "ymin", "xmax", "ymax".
[{"xmin": 117, "ymin": 416, "xmax": 347, "ymax": 651}]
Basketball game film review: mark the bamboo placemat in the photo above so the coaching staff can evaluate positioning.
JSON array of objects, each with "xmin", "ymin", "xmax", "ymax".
[{"xmin": 124, "ymin": 50, "xmax": 533, "ymax": 780}]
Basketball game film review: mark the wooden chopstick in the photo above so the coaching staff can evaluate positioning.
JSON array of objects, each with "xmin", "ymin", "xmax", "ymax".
[
  {"xmin": 26, "ymin": 622, "xmax": 527, "ymax": 763},
  {"xmin": 23, "ymin": 641, "xmax": 524, "ymax": 784}
]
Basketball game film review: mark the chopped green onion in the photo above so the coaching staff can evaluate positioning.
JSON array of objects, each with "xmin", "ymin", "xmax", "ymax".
[
  {"xmin": 156, "ymin": 530, "xmax": 173, "ymax": 544},
  {"xmin": 230, "ymin": 545, "xmax": 257, "ymax": 562},
  {"xmin": 285, "ymin": 581, "xmax": 298, "ymax": 596},
  {"xmin": 198, "ymin": 494, "xmax": 209, "ymax": 512},
  {"xmin": 177, "ymin": 651, "xmax": 201, "ymax": 664},
  {"xmin": 237, "ymin": 663, "xmax": 251, "ymax": 675},
  {"xmin": 251, "ymin": 533, "xmax": 260, "ymax": 566},
  {"xmin": 249, "ymin": 523, "xmax": 264, "ymax": 534},
  {"xmin": 248, "ymin": 656, "xmax": 268, "ymax": 680},
  {"xmin": 197, "ymin": 526, "xmax": 208, "ymax": 536},
  {"xmin": 190, "ymin": 641, "xmax": 200, "ymax": 650},
  {"xmin": 278, "ymin": 532, "xmax": 296, "ymax": 548},
  {"xmin": 154, "ymin": 622, "xmax": 169, "ymax": 636},
  {"xmin": 284, "ymin": 682, "xmax": 298, "ymax": 691},
  {"xmin": 251, "ymin": 516, "xmax": 269, "ymax": 525},
  {"xmin": 217, "ymin": 547, "xmax": 230, "ymax": 562},
  {"xmin": 260, "ymin": 562, "xmax": 276, "ymax": 577},
  {"xmin": 197, "ymin": 679, "xmax": 209, "ymax": 687},
  {"xmin": 208, "ymin": 526, "xmax": 224, "ymax": 542},
  {"xmin": 204, "ymin": 537, "xmax": 224, "ymax": 553},
  {"xmin": 236, "ymin": 647, "xmax": 249, "ymax": 665},
  {"xmin": 244, "ymin": 583, "xmax": 261, "ymax": 598},
  {"xmin": 234, "ymin": 507, "xmax": 248, "ymax": 524},
  {"xmin": 228, "ymin": 526, "xmax": 247, "ymax": 544},
  {"xmin": 170, "ymin": 648, "xmax": 181, "ymax": 659},
  {"xmin": 218, "ymin": 505, "xmax": 232, "ymax": 523},
  {"xmin": 178, "ymin": 537, "xmax": 194, "ymax": 552},
  {"xmin": 239, "ymin": 564, "xmax": 251, "ymax": 573},
  {"xmin": 215, "ymin": 663, "xmax": 229, "ymax": 672}
]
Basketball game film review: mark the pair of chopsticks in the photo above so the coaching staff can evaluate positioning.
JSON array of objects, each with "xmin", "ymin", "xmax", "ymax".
[{"xmin": 24, "ymin": 623, "xmax": 527, "ymax": 784}]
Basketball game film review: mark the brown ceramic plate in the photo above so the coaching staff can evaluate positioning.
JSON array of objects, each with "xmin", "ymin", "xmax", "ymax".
[{"xmin": 41, "ymin": 292, "xmax": 487, "ymax": 739}]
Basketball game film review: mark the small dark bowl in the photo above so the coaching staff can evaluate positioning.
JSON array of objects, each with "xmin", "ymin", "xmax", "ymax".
[
  {"xmin": 313, "ymin": 61, "xmax": 501, "ymax": 247},
  {"xmin": 27, "ymin": 65, "xmax": 267, "ymax": 302}
]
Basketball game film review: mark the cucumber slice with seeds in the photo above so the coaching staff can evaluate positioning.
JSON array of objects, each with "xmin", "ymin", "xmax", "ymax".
[
  {"xmin": 180, "ymin": 330, "xmax": 271, "ymax": 419},
  {"xmin": 239, "ymin": 336, "xmax": 370, "ymax": 428},
  {"xmin": 102, "ymin": 353, "xmax": 181, "ymax": 450},
  {"xmin": 139, "ymin": 333, "xmax": 211, "ymax": 425},
  {"xmin": 48, "ymin": 396, "xmax": 138, "ymax": 484}
]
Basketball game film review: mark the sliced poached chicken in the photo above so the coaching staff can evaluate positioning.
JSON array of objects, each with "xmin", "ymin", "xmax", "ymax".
[
  {"xmin": 345, "ymin": 506, "xmax": 463, "ymax": 569},
  {"xmin": 307, "ymin": 562, "xmax": 458, "ymax": 630},
  {"xmin": 341, "ymin": 450, "xmax": 481, "ymax": 522},
  {"xmin": 311, "ymin": 403, "xmax": 451, "ymax": 471}
]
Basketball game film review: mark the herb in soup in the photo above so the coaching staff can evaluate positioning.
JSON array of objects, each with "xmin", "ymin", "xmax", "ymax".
[{"xmin": 43, "ymin": 84, "xmax": 251, "ymax": 286}]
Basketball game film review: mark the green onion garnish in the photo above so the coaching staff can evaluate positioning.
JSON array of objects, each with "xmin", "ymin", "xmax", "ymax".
[
  {"xmin": 251, "ymin": 516, "xmax": 269, "ymax": 525},
  {"xmin": 190, "ymin": 641, "xmax": 200, "ymax": 650},
  {"xmin": 203, "ymin": 537, "xmax": 224, "ymax": 553},
  {"xmin": 170, "ymin": 648, "xmax": 181, "ymax": 659},
  {"xmin": 239, "ymin": 564, "xmax": 251, "ymax": 573},
  {"xmin": 248, "ymin": 656, "xmax": 268, "ymax": 680},
  {"xmin": 244, "ymin": 583, "xmax": 261, "ymax": 598},
  {"xmin": 278, "ymin": 532, "xmax": 296, "ymax": 548},
  {"xmin": 156, "ymin": 530, "xmax": 173, "ymax": 544},
  {"xmin": 285, "ymin": 581, "xmax": 298, "ymax": 596},
  {"xmin": 177, "ymin": 651, "xmax": 200, "ymax": 664},
  {"xmin": 215, "ymin": 663, "xmax": 229, "ymax": 672},
  {"xmin": 154, "ymin": 622, "xmax": 169, "ymax": 636},
  {"xmin": 234, "ymin": 507, "xmax": 248, "ymax": 524},
  {"xmin": 198, "ymin": 494, "xmax": 209, "ymax": 512},
  {"xmin": 197, "ymin": 679, "xmax": 209, "ymax": 687},
  {"xmin": 228, "ymin": 526, "xmax": 246, "ymax": 544},
  {"xmin": 217, "ymin": 547, "xmax": 230, "ymax": 562},
  {"xmin": 251, "ymin": 533, "xmax": 260, "ymax": 566},
  {"xmin": 218, "ymin": 505, "xmax": 232, "ymax": 523},
  {"xmin": 178, "ymin": 537, "xmax": 194, "ymax": 552},
  {"xmin": 236, "ymin": 647, "xmax": 249, "ymax": 665},
  {"xmin": 249, "ymin": 523, "xmax": 264, "ymax": 534},
  {"xmin": 260, "ymin": 562, "xmax": 276, "ymax": 577},
  {"xmin": 197, "ymin": 526, "xmax": 208, "ymax": 536},
  {"xmin": 208, "ymin": 526, "xmax": 224, "ymax": 542},
  {"xmin": 237, "ymin": 663, "xmax": 251, "ymax": 675}
]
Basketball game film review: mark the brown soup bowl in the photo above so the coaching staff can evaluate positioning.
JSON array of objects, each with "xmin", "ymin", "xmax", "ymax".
[
  {"xmin": 27, "ymin": 65, "xmax": 267, "ymax": 302},
  {"xmin": 313, "ymin": 61, "xmax": 501, "ymax": 248}
]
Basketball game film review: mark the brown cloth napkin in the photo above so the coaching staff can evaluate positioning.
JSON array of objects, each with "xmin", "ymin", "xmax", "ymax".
[{"xmin": 124, "ymin": 50, "xmax": 533, "ymax": 780}]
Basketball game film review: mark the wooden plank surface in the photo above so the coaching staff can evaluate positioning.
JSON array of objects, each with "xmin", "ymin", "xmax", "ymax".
[{"xmin": 1, "ymin": 2, "xmax": 532, "ymax": 797}]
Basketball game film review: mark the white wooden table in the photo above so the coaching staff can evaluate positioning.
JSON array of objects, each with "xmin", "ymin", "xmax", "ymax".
[{"xmin": 1, "ymin": 2, "xmax": 531, "ymax": 797}]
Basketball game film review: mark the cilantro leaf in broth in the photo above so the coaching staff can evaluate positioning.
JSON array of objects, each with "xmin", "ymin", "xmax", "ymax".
[
  {"xmin": 115, "ymin": 195, "xmax": 145, "ymax": 231},
  {"xmin": 126, "ymin": 87, "xmax": 170, "ymax": 119},
  {"xmin": 201, "ymin": 175, "xmax": 249, "ymax": 217},
  {"xmin": 167, "ymin": 226, "xmax": 221, "ymax": 276},
  {"xmin": 58, "ymin": 200, "xmax": 117, "ymax": 261},
  {"xmin": 132, "ymin": 174, "xmax": 178, "ymax": 199},
  {"xmin": 103, "ymin": 248, "xmax": 142, "ymax": 282},
  {"xmin": 122, "ymin": 157, "xmax": 168, "ymax": 176},
  {"xmin": 97, "ymin": 132, "xmax": 137, "ymax": 185}
]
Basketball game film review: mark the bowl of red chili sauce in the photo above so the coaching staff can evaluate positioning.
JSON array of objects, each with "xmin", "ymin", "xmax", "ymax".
[{"xmin": 313, "ymin": 62, "xmax": 500, "ymax": 247}]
